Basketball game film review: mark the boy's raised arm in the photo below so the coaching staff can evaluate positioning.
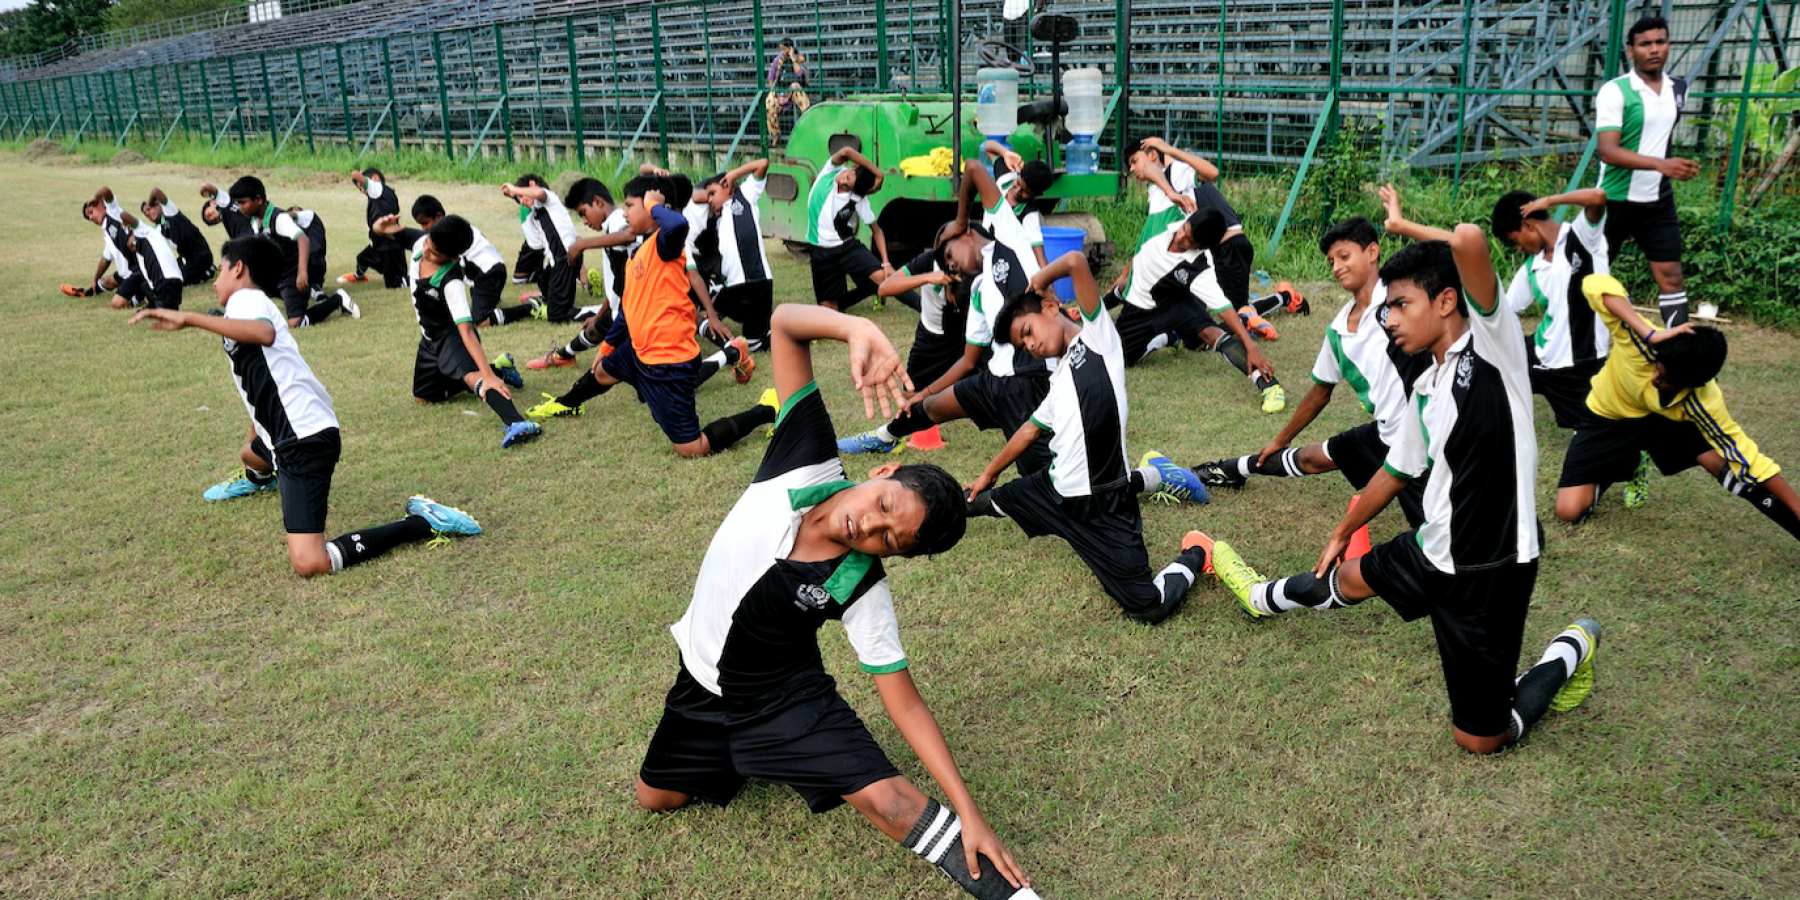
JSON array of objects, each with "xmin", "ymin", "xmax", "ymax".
[
  {"xmin": 1451, "ymin": 223, "xmax": 1500, "ymax": 315},
  {"xmin": 768, "ymin": 304, "xmax": 909, "ymax": 417}
]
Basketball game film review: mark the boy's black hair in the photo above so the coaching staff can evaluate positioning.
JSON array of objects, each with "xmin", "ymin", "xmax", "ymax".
[
  {"xmin": 1490, "ymin": 189, "xmax": 1547, "ymax": 240},
  {"xmin": 1017, "ymin": 160, "xmax": 1054, "ymax": 197},
  {"xmin": 227, "ymin": 176, "xmax": 267, "ymax": 203},
  {"xmin": 1628, "ymin": 15, "xmax": 1669, "ymax": 45},
  {"xmin": 699, "ymin": 174, "xmax": 726, "ymax": 192},
  {"xmin": 81, "ymin": 197, "xmax": 102, "ymax": 219},
  {"xmin": 778, "ymin": 37, "xmax": 796, "ymax": 49},
  {"xmin": 668, "ymin": 173, "xmax": 695, "ymax": 203},
  {"xmin": 890, "ymin": 464, "xmax": 968, "ymax": 558},
  {"xmin": 1185, "ymin": 208, "xmax": 1227, "ymax": 249},
  {"xmin": 564, "ymin": 177, "xmax": 613, "ymax": 209},
  {"xmin": 1656, "ymin": 325, "xmax": 1728, "ymax": 388},
  {"xmin": 930, "ymin": 221, "xmax": 990, "ymax": 276},
  {"xmin": 220, "ymin": 236, "xmax": 285, "ymax": 295},
  {"xmin": 515, "ymin": 173, "xmax": 547, "ymax": 189},
  {"xmin": 623, "ymin": 175, "xmax": 659, "ymax": 200},
  {"xmin": 850, "ymin": 166, "xmax": 879, "ymax": 197},
  {"xmin": 1121, "ymin": 138, "xmax": 1161, "ymax": 164},
  {"xmin": 1319, "ymin": 216, "xmax": 1380, "ymax": 254},
  {"xmin": 360, "ymin": 167, "xmax": 385, "ymax": 181},
  {"xmin": 411, "ymin": 194, "xmax": 447, "ymax": 221},
  {"xmin": 1378, "ymin": 240, "xmax": 1466, "ymax": 316},
  {"xmin": 428, "ymin": 214, "xmax": 475, "ymax": 259},
  {"xmin": 990, "ymin": 284, "xmax": 1055, "ymax": 349}
]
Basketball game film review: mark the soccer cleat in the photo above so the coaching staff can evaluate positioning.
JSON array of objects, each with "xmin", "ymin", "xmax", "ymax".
[
  {"xmin": 760, "ymin": 388, "xmax": 781, "ymax": 436},
  {"xmin": 336, "ymin": 272, "xmax": 368, "ymax": 284},
  {"xmin": 1624, "ymin": 452, "xmax": 1652, "ymax": 510},
  {"xmin": 1192, "ymin": 459, "xmax": 1247, "ymax": 490},
  {"xmin": 1240, "ymin": 308, "xmax": 1279, "ymax": 340},
  {"xmin": 491, "ymin": 352, "xmax": 524, "ymax": 388},
  {"xmin": 526, "ymin": 393, "xmax": 582, "ymax": 419},
  {"xmin": 1547, "ymin": 619, "xmax": 1602, "ymax": 713},
  {"xmin": 526, "ymin": 348, "xmax": 574, "ymax": 370},
  {"xmin": 60, "ymin": 283, "xmax": 93, "ymax": 298},
  {"xmin": 524, "ymin": 294, "xmax": 546, "ymax": 315},
  {"xmin": 202, "ymin": 469, "xmax": 278, "ymax": 502},
  {"xmin": 871, "ymin": 296, "xmax": 887, "ymax": 312},
  {"xmin": 1279, "ymin": 281, "xmax": 1310, "ymax": 316},
  {"xmin": 1260, "ymin": 384, "xmax": 1287, "ymax": 414},
  {"xmin": 1140, "ymin": 450, "xmax": 1210, "ymax": 505},
  {"xmin": 1181, "ymin": 531, "xmax": 1216, "ymax": 575},
  {"xmin": 511, "ymin": 273, "xmax": 530, "ymax": 285},
  {"xmin": 585, "ymin": 267, "xmax": 604, "ymax": 298},
  {"xmin": 502, "ymin": 419, "xmax": 544, "ymax": 448},
  {"xmin": 1193, "ymin": 532, "xmax": 1269, "ymax": 619},
  {"xmin": 837, "ymin": 428, "xmax": 903, "ymax": 455},
  {"xmin": 728, "ymin": 336, "xmax": 755, "ymax": 384},
  {"xmin": 337, "ymin": 290, "xmax": 361, "ymax": 319},
  {"xmin": 406, "ymin": 494, "xmax": 483, "ymax": 536}
]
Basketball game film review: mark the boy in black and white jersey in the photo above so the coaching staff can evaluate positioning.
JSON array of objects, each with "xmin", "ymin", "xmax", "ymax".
[
  {"xmin": 198, "ymin": 182, "xmax": 253, "ymax": 240},
  {"xmin": 341, "ymin": 168, "xmax": 406, "ymax": 288},
  {"xmin": 982, "ymin": 140, "xmax": 1052, "ymax": 267},
  {"xmin": 128, "ymin": 235, "xmax": 481, "ymax": 576},
  {"xmin": 804, "ymin": 146, "xmax": 893, "ymax": 311},
  {"xmin": 697, "ymin": 158, "xmax": 776, "ymax": 351},
  {"xmin": 636, "ymin": 301, "xmax": 1042, "ymax": 900},
  {"xmin": 142, "ymin": 188, "xmax": 215, "ymax": 285},
  {"xmin": 410, "ymin": 195, "xmax": 539, "ymax": 328},
  {"xmin": 1218, "ymin": 232, "xmax": 1602, "ymax": 755},
  {"xmin": 965, "ymin": 250, "xmax": 1214, "ymax": 624},
  {"xmin": 1105, "ymin": 208, "xmax": 1287, "ymax": 414},
  {"xmin": 121, "ymin": 206, "xmax": 186, "ymax": 312},
  {"xmin": 63, "ymin": 187, "xmax": 147, "ymax": 309},
  {"xmin": 1191, "ymin": 217, "xmax": 1430, "ymax": 526},
  {"xmin": 525, "ymin": 178, "xmax": 636, "ymax": 370},
  {"xmin": 226, "ymin": 176, "xmax": 358, "ymax": 329},
  {"xmin": 503, "ymin": 173, "xmax": 584, "ymax": 323}
]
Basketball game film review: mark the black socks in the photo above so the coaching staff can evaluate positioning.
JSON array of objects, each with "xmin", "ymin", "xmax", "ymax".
[
  {"xmin": 1135, "ymin": 545, "xmax": 1207, "ymax": 625},
  {"xmin": 557, "ymin": 321, "xmax": 606, "ymax": 360},
  {"xmin": 888, "ymin": 405, "xmax": 935, "ymax": 439},
  {"xmin": 1234, "ymin": 449, "xmax": 1304, "ymax": 479},
  {"xmin": 245, "ymin": 467, "xmax": 276, "ymax": 486},
  {"xmin": 1658, "ymin": 291, "xmax": 1689, "ymax": 327},
  {"xmin": 700, "ymin": 403, "xmax": 778, "ymax": 453},
  {"xmin": 303, "ymin": 293, "xmax": 341, "ymax": 326},
  {"xmin": 483, "ymin": 388, "xmax": 525, "ymax": 426},
  {"xmin": 326, "ymin": 515, "xmax": 434, "ymax": 571},
  {"xmin": 697, "ymin": 343, "xmax": 744, "ymax": 385},
  {"xmin": 487, "ymin": 303, "xmax": 536, "ymax": 326},
  {"xmin": 1719, "ymin": 470, "xmax": 1800, "ymax": 540},
  {"xmin": 558, "ymin": 372, "xmax": 614, "ymax": 407},
  {"xmin": 904, "ymin": 798, "xmax": 1033, "ymax": 899},
  {"xmin": 1212, "ymin": 333, "xmax": 1278, "ymax": 390}
]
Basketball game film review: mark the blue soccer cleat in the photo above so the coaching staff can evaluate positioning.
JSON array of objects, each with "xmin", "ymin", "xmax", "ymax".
[
  {"xmin": 502, "ymin": 419, "xmax": 543, "ymax": 448},
  {"xmin": 492, "ymin": 352, "xmax": 525, "ymax": 389},
  {"xmin": 1140, "ymin": 450, "xmax": 1210, "ymax": 505},
  {"xmin": 406, "ymin": 495, "xmax": 483, "ymax": 535},
  {"xmin": 203, "ymin": 469, "xmax": 278, "ymax": 502},
  {"xmin": 838, "ymin": 429, "xmax": 903, "ymax": 455}
]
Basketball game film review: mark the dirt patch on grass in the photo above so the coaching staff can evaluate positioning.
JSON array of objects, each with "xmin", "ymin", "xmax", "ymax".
[
  {"xmin": 21, "ymin": 139, "xmax": 63, "ymax": 159},
  {"xmin": 111, "ymin": 150, "xmax": 147, "ymax": 165}
]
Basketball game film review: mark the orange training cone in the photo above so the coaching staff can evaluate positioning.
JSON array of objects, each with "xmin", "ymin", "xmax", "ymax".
[
  {"xmin": 907, "ymin": 424, "xmax": 947, "ymax": 451},
  {"xmin": 1345, "ymin": 494, "xmax": 1373, "ymax": 562}
]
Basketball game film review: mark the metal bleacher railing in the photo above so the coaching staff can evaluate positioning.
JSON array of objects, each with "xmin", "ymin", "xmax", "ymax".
[{"xmin": 0, "ymin": 0, "xmax": 1795, "ymax": 235}]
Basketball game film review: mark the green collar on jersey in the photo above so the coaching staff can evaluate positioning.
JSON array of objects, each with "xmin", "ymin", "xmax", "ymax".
[
  {"xmin": 411, "ymin": 249, "xmax": 455, "ymax": 286},
  {"xmin": 786, "ymin": 477, "xmax": 874, "ymax": 604}
]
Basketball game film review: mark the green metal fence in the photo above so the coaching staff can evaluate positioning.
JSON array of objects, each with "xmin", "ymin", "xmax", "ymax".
[{"xmin": 0, "ymin": 0, "xmax": 1795, "ymax": 235}]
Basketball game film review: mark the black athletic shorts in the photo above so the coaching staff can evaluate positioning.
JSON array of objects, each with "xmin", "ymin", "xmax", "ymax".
[
  {"xmin": 639, "ymin": 663, "xmax": 901, "ymax": 813},
  {"xmin": 179, "ymin": 256, "xmax": 215, "ymax": 286},
  {"xmin": 907, "ymin": 324, "xmax": 965, "ymax": 388},
  {"xmin": 952, "ymin": 368, "xmax": 1053, "ymax": 473},
  {"xmin": 1213, "ymin": 231, "xmax": 1255, "ymax": 308},
  {"xmin": 1528, "ymin": 359, "xmax": 1606, "ymax": 430},
  {"xmin": 1116, "ymin": 296, "xmax": 1220, "ymax": 364},
  {"xmin": 466, "ymin": 263, "xmax": 509, "ymax": 324},
  {"xmin": 988, "ymin": 471, "xmax": 1164, "ymax": 622},
  {"xmin": 1604, "ymin": 194, "xmax": 1683, "ymax": 264},
  {"xmin": 1323, "ymin": 422, "xmax": 1428, "ymax": 529},
  {"xmin": 714, "ymin": 280, "xmax": 774, "ymax": 341},
  {"xmin": 809, "ymin": 240, "xmax": 883, "ymax": 310},
  {"xmin": 1557, "ymin": 414, "xmax": 1712, "ymax": 489},
  {"xmin": 412, "ymin": 333, "xmax": 481, "ymax": 402},
  {"xmin": 272, "ymin": 428, "xmax": 341, "ymax": 535},
  {"xmin": 113, "ymin": 272, "xmax": 145, "ymax": 305},
  {"xmin": 146, "ymin": 277, "xmax": 183, "ymax": 311},
  {"xmin": 537, "ymin": 260, "xmax": 579, "ymax": 323},
  {"xmin": 600, "ymin": 339, "xmax": 702, "ymax": 444},
  {"xmin": 276, "ymin": 257, "xmax": 328, "ymax": 320},
  {"xmin": 1358, "ymin": 532, "xmax": 1537, "ymax": 737}
]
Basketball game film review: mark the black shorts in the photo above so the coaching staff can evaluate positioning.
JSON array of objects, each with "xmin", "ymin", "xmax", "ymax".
[
  {"xmin": 276, "ymin": 260, "xmax": 326, "ymax": 320},
  {"xmin": 809, "ymin": 240, "xmax": 883, "ymax": 309},
  {"xmin": 1557, "ymin": 414, "xmax": 1712, "ymax": 489},
  {"xmin": 952, "ymin": 368, "xmax": 1053, "ymax": 473},
  {"xmin": 537, "ymin": 260, "xmax": 579, "ymax": 323},
  {"xmin": 639, "ymin": 664, "xmax": 901, "ymax": 814},
  {"xmin": 113, "ymin": 272, "xmax": 145, "ymax": 304},
  {"xmin": 988, "ymin": 471, "xmax": 1163, "ymax": 621},
  {"xmin": 599, "ymin": 339, "xmax": 702, "ymax": 444},
  {"xmin": 145, "ymin": 277, "xmax": 183, "ymax": 311},
  {"xmin": 468, "ymin": 263, "xmax": 509, "ymax": 324},
  {"xmin": 1604, "ymin": 195, "xmax": 1683, "ymax": 264},
  {"xmin": 1323, "ymin": 422, "xmax": 1428, "ymax": 529},
  {"xmin": 1528, "ymin": 360, "xmax": 1606, "ymax": 430},
  {"xmin": 714, "ymin": 280, "xmax": 774, "ymax": 339},
  {"xmin": 271, "ymin": 428, "xmax": 341, "ymax": 535},
  {"xmin": 1116, "ymin": 296, "xmax": 1219, "ymax": 364},
  {"xmin": 1357, "ymin": 532, "xmax": 1536, "ymax": 737},
  {"xmin": 907, "ymin": 325, "xmax": 965, "ymax": 388},
  {"xmin": 1213, "ymin": 231, "xmax": 1254, "ymax": 308},
  {"xmin": 412, "ymin": 333, "xmax": 481, "ymax": 402},
  {"xmin": 179, "ymin": 255, "xmax": 215, "ymax": 286}
]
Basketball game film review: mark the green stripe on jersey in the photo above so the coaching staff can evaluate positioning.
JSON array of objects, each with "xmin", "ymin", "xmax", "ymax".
[
  {"xmin": 1326, "ymin": 327, "xmax": 1377, "ymax": 417},
  {"xmin": 1601, "ymin": 76, "xmax": 1645, "ymax": 200},
  {"xmin": 805, "ymin": 170, "xmax": 835, "ymax": 244},
  {"xmin": 862, "ymin": 658, "xmax": 910, "ymax": 674}
]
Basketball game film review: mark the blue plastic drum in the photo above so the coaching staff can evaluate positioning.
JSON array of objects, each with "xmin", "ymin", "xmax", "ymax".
[{"xmin": 1040, "ymin": 226, "xmax": 1087, "ymax": 301}]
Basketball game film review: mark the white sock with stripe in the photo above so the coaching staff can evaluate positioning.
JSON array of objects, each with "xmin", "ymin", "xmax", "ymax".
[
  {"xmin": 903, "ymin": 798, "xmax": 1040, "ymax": 899},
  {"xmin": 1658, "ymin": 291, "xmax": 1688, "ymax": 327}
]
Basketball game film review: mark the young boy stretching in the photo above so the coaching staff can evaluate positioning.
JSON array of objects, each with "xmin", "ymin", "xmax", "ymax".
[
  {"xmin": 805, "ymin": 146, "xmax": 893, "ymax": 310},
  {"xmin": 62, "ymin": 187, "xmax": 145, "ymax": 308},
  {"xmin": 341, "ymin": 168, "xmax": 406, "ymax": 288},
  {"xmin": 409, "ymin": 195, "xmax": 540, "ymax": 327},
  {"xmin": 1212, "ymin": 234, "xmax": 1601, "ymax": 755},
  {"xmin": 965, "ymin": 251, "xmax": 1212, "ymax": 625},
  {"xmin": 636, "ymin": 301, "xmax": 1040, "ymax": 900},
  {"xmin": 128, "ymin": 235, "xmax": 481, "ymax": 575},
  {"xmin": 227, "ymin": 176, "xmax": 358, "ymax": 328},
  {"xmin": 143, "ymin": 188, "xmax": 215, "ymax": 285},
  {"xmin": 503, "ymin": 173, "xmax": 584, "ymax": 323}
]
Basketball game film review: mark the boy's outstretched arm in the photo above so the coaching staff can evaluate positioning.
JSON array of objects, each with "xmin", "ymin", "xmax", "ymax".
[
  {"xmin": 1521, "ymin": 187, "xmax": 1609, "ymax": 225},
  {"xmin": 878, "ymin": 266, "xmax": 950, "ymax": 298},
  {"xmin": 1315, "ymin": 468, "xmax": 1407, "ymax": 575},
  {"xmin": 724, "ymin": 158, "xmax": 770, "ymax": 184},
  {"xmin": 874, "ymin": 669, "xmax": 1029, "ymax": 892},
  {"xmin": 967, "ymin": 420, "xmax": 1042, "ymax": 498},
  {"xmin": 962, "ymin": 158, "xmax": 1003, "ymax": 212},
  {"xmin": 1450, "ymin": 223, "xmax": 1500, "ymax": 315},
  {"xmin": 768, "ymin": 304, "xmax": 910, "ymax": 417},
  {"xmin": 1031, "ymin": 250, "xmax": 1097, "ymax": 319},
  {"xmin": 128, "ymin": 308, "xmax": 276, "ymax": 346},
  {"xmin": 1144, "ymin": 136, "xmax": 1221, "ymax": 182},
  {"xmin": 1379, "ymin": 183, "xmax": 1454, "ymax": 243},
  {"xmin": 501, "ymin": 183, "xmax": 549, "ymax": 204},
  {"xmin": 1259, "ymin": 382, "xmax": 1336, "ymax": 464}
]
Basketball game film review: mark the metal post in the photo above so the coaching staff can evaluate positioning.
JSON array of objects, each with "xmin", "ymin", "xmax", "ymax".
[
  {"xmin": 753, "ymin": 0, "xmax": 767, "ymax": 155},
  {"xmin": 1321, "ymin": 0, "xmax": 1347, "ymax": 223},
  {"xmin": 433, "ymin": 33, "xmax": 453, "ymax": 159},
  {"xmin": 704, "ymin": 3, "xmax": 715, "ymax": 171},
  {"xmin": 128, "ymin": 68, "xmax": 144, "ymax": 145},
  {"xmin": 228, "ymin": 56, "xmax": 246, "ymax": 147},
  {"xmin": 1114, "ymin": 0, "xmax": 1131, "ymax": 174},
  {"xmin": 950, "ymin": 0, "xmax": 962, "ymax": 175},
  {"xmin": 610, "ymin": 15, "xmax": 622, "ymax": 151},
  {"xmin": 876, "ymin": 0, "xmax": 889, "ymax": 91},
  {"xmin": 653, "ymin": 6, "xmax": 668, "ymax": 163},
  {"xmin": 1450, "ymin": 2, "xmax": 1475, "ymax": 203},
  {"xmin": 336, "ymin": 44, "xmax": 354, "ymax": 149},
  {"xmin": 495, "ymin": 22, "xmax": 513, "ymax": 163},
  {"xmin": 1216, "ymin": 0, "xmax": 1224, "ymax": 156},
  {"xmin": 296, "ymin": 49, "xmax": 315, "ymax": 153},
  {"xmin": 82, "ymin": 73, "xmax": 97, "ymax": 147},
  {"xmin": 382, "ymin": 37, "xmax": 400, "ymax": 152},
  {"xmin": 260, "ymin": 55, "xmax": 277, "ymax": 147},
  {"xmin": 1718, "ymin": 0, "xmax": 1767, "ymax": 233},
  {"xmin": 567, "ymin": 17, "xmax": 585, "ymax": 165},
  {"xmin": 200, "ymin": 60, "xmax": 216, "ymax": 147},
  {"xmin": 150, "ymin": 66, "xmax": 164, "ymax": 141}
]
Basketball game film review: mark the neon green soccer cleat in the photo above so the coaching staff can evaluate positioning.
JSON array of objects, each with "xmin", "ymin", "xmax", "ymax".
[
  {"xmin": 1547, "ymin": 619, "xmax": 1602, "ymax": 713},
  {"xmin": 1187, "ymin": 532, "xmax": 1269, "ymax": 619},
  {"xmin": 526, "ymin": 393, "xmax": 583, "ymax": 419},
  {"xmin": 1623, "ymin": 452, "xmax": 1652, "ymax": 510},
  {"xmin": 1260, "ymin": 384, "xmax": 1287, "ymax": 415}
]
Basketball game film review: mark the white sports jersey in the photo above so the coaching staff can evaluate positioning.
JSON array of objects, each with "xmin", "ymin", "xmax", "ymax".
[
  {"xmin": 221, "ymin": 288, "xmax": 338, "ymax": 459},
  {"xmin": 598, "ymin": 207, "xmax": 640, "ymax": 306},
  {"xmin": 463, "ymin": 223, "xmax": 505, "ymax": 274},
  {"xmin": 682, "ymin": 199, "xmax": 711, "ymax": 271},
  {"xmin": 1310, "ymin": 282, "xmax": 1424, "ymax": 451},
  {"xmin": 1503, "ymin": 215, "xmax": 1611, "ymax": 370},
  {"xmin": 100, "ymin": 198, "xmax": 136, "ymax": 278},
  {"xmin": 902, "ymin": 250, "xmax": 951, "ymax": 335},
  {"xmin": 130, "ymin": 220, "xmax": 182, "ymax": 285},
  {"xmin": 805, "ymin": 162, "xmax": 875, "ymax": 248},
  {"xmin": 1385, "ymin": 285, "xmax": 1540, "ymax": 574},
  {"xmin": 521, "ymin": 190, "xmax": 578, "ymax": 263},
  {"xmin": 994, "ymin": 170, "xmax": 1046, "ymax": 249},
  {"xmin": 967, "ymin": 198, "xmax": 1050, "ymax": 377},
  {"xmin": 1145, "ymin": 158, "xmax": 1197, "ymax": 219},
  {"xmin": 251, "ymin": 207, "xmax": 304, "ymax": 241},
  {"xmin": 717, "ymin": 176, "xmax": 772, "ymax": 286},
  {"xmin": 1122, "ymin": 223, "xmax": 1233, "ymax": 314},
  {"xmin": 1596, "ymin": 70, "xmax": 1686, "ymax": 203},
  {"xmin": 406, "ymin": 234, "xmax": 473, "ymax": 340},
  {"xmin": 1030, "ymin": 303, "xmax": 1130, "ymax": 499}
]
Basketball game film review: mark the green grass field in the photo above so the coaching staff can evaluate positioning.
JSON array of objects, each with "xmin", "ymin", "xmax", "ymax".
[{"xmin": 1, "ymin": 154, "xmax": 1797, "ymax": 899}]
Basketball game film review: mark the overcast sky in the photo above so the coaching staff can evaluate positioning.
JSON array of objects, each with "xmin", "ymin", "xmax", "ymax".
[{"xmin": 0, "ymin": 0, "xmax": 33, "ymax": 12}]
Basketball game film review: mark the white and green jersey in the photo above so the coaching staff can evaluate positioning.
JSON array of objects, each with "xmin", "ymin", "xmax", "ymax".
[
  {"xmin": 1136, "ymin": 159, "xmax": 1197, "ymax": 247},
  {"xmin": 805, "ymin": 161, "xmax": 875, "ymax": 248},
  {"xmin": 1310, "ymin": 282, "xmax": 1428, "ymax": 452},
  {"xmin": 1595, "ymin": 70, "xmax": 1689, "ymax": 203},
  {"xmin": 1502, "ymin": 215, "xmax": 1611, "ymax": 370}
]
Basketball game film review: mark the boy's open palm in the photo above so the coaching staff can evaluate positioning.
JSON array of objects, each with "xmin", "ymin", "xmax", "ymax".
[
  {"xmin": 128, "ymin": 308, "xmax": 187, "ymax": 331},
  {"xmin": 846, "ymin": 324, "xmax": 911, "ymax": 419},
  {"xmin": 958, "ymin": 813, "xmax": 1029, "ymax": 891}
]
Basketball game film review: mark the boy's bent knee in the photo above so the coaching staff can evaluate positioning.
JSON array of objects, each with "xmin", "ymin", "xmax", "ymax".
[
  {"xmin": 635, "ymin": 778, "xmax": 691, "ymax": 811},
  {"xmin": 1453, "ymin": 728, "xmax": 1510, "ymax": 755}
]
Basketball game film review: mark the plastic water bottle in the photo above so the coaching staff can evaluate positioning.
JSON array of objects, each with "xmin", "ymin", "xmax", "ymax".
[
  {"xmin": 1064, "ymin": 135, "xmax": 1099, "ymax": 174},
  {"xmin": 976, "ymin": 68, "xmax": 1019, "ymax": 142}
]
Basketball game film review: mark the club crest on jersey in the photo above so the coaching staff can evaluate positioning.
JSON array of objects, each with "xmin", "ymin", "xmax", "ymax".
[
  {"xmin": 1174, "ymin": 267, "xmax": 1193, "ymax": 285},
  {"xmin": 1455, "ymin": 352, "xmax": 1474, "ymax": 388},
  {"xmin": 1066, "ymin": 339, "xmax": 1089, "ymax": 369},
  {"xmin": 794, "ymin": 583, "xmax": 832, "ymax": 611},
  {"xmin": 733, "ymin": 199, "xmax": 746, "ymax": 216},
  {"xmin": 991, "ymin": 257, "xmax": 1012, "ymax": 290}
]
